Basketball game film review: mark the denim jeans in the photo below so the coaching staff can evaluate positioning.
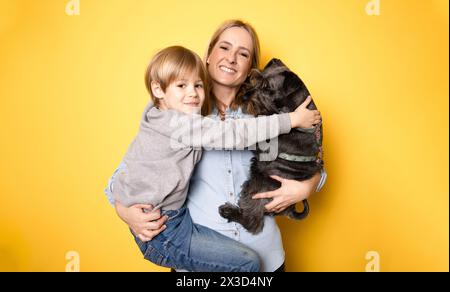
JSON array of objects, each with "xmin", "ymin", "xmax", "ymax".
[{"xmin": 132, "ymin": 207, "xmax": 261, "ymax": 272}]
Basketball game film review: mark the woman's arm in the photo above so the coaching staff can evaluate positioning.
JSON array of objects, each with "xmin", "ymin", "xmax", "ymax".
[
  {"xmin": 252, "ymin": 169, "xmax": 327, "ymax": 213},
  {"xmin": 115, "ymin": 202, "xmax": 168, "ymax": 242}
]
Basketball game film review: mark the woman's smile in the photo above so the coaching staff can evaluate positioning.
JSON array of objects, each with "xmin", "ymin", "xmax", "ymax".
[{"xmin": 219, "ymin": 65, "xmax": 237, "ymax": 74}]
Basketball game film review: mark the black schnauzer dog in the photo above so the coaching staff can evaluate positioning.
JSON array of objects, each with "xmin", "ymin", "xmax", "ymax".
[{"xmin": 218, "ymin": 59, "xmax": 324, "ymax": 234}]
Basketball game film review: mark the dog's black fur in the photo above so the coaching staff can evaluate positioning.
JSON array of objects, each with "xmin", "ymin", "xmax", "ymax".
[{"xmin": 218, "ymin": 59, "xmax": 324, "ymax": 234}]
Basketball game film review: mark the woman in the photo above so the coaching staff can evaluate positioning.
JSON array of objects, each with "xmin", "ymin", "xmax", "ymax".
[{"xmin": 105, "ymin": 20, "xmax": 326, "ymax": 272}]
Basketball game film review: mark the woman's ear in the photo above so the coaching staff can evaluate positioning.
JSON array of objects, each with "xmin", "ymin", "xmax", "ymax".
[{"xmin": 151, "ymin": 81, "xmax": 165, "ymax": 99}]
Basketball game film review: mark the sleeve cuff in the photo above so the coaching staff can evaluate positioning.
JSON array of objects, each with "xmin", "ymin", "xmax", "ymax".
[
  {"xmin": 104, "ymin": 178, "xmax": 116, "ymax": 206},
  {"xmin": 315, "ymin": 168, "xmax": 327, "ymax": 192},
  {"xmin": 104, "ymin": 161, "xmax": 127, "ymax": 206},
  {"xmin": 278, "ymin": 113, "xmax": 292, "ymax": 134}
]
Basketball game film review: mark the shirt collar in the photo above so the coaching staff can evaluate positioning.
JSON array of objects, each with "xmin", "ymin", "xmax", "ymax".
[{"xmin": 210, "ymin": 106, "xmax": 245, "ymax": 119}]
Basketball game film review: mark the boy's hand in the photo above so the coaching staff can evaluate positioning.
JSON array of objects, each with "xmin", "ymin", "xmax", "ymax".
[{"xmin": 289, "ymin": 96, "xmax": 321, "ymax": 128}]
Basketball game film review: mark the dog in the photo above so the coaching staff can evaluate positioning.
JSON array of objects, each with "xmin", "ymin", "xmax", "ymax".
[{"xmin": 218, "ymin": 58, "xmax": 324, "ymax": 234}]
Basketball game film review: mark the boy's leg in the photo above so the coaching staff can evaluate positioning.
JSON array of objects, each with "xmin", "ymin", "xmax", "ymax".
[
  {"xmin": 133, "ymin": 208, "xmax": 260, "ymax": 272},
  {"xmin": 184, "ymin": 222, "xmax": 261, "ymax": 272}
]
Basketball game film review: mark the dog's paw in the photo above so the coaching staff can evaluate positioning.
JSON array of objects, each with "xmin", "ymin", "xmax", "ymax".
[{"xmin": 218, "ymin": 203, "xmax": 240, "ymax": 221}]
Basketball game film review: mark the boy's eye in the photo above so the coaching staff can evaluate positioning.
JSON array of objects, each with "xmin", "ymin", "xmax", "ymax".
[{"xmin": 177, "ymin": 84, "xmax": 186, "ymax": 88}]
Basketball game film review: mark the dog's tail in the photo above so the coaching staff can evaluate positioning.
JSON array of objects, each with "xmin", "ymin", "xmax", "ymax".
[{"xmin": 289, "ymin": 200, "xmax": 310, "ymax": 220}]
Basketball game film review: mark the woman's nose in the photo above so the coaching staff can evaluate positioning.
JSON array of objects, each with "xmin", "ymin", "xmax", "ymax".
[{"xmin": 226, "ymin": 51, "xmax": 237, "ymax": 64}]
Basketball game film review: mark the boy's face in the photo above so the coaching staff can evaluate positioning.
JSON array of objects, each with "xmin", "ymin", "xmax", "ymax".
[{"xmin": 156, "ymin": 72, "xmax": 205, "ymax": 114}]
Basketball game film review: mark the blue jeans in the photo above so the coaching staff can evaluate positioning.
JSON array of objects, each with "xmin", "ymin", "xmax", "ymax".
[{"xmin": 132, "ymin": 207, "xmax": 261, "ymax": 272}]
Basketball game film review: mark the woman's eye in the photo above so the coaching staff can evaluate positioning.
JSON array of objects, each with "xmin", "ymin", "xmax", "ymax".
[
  {"xmin": 220, "ymin": 46, "xmax": 229, "ymax": 51},
  {"xmin": 240, "ymin": 53, "xmax": 249, "ymax": 58}
]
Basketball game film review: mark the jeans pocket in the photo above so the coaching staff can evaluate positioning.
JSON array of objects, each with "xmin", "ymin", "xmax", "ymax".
[
  {"xmin": 162, "ymin": 208, "xmax": 183, "ymax": 221},
  {"xmin": 144, "ymin": 245, "xmax": 168, "ymax": 267}
]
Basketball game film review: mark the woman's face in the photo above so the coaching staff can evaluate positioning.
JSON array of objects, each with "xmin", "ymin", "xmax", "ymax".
[{"xmin": 207, "ymin": 27, "xmax": 254, "ymax": 89}]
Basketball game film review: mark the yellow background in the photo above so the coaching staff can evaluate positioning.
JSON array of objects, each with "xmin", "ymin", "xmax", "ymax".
[{"xmin": 0, "ymin": 0, "xmax": 448, "ymax": 272}]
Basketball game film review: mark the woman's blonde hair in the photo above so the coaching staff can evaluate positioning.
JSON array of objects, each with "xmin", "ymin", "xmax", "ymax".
[
  {"xmin": 145, "ymin": 46, "xmax": 210, "ymax": 115},
  {"xmin": 203, "ymin": 20, "xmax": 261, "ymax": 115}
]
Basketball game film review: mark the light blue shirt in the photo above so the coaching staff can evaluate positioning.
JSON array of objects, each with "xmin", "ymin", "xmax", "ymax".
[{"xmin": 105, "ymin": 107, "xmax": 327, "ymax": 272}]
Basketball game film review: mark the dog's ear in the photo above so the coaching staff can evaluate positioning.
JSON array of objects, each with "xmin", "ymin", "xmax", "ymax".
[
  {"xmin": 264, "ymin": 58, "xmax": 285, "ymax": 70},
  {"xmin": 248, "ymin": 69, "xmax": 263, "ymax": 87},
  {"xmin": 241, "ymin": 69, "xmax": 263, "ymax": 102}
]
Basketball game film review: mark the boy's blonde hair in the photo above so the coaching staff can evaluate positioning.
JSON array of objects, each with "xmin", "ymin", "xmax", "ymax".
[{"xmin": 145, "ymin": 46, "xmax": 210, "ymax": 115}]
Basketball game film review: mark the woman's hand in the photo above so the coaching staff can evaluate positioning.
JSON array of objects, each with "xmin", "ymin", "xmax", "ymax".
[
  {"xmin": 252, "ymin": 172, "xmax": 321, "ymax": 213},
  {"xmin": 289, "ymin": 96, "xmax": 321, "ymax": 129},
  {"xmin": 115, "ymin": 202, "xmax": 168, "ymax": 242}
]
